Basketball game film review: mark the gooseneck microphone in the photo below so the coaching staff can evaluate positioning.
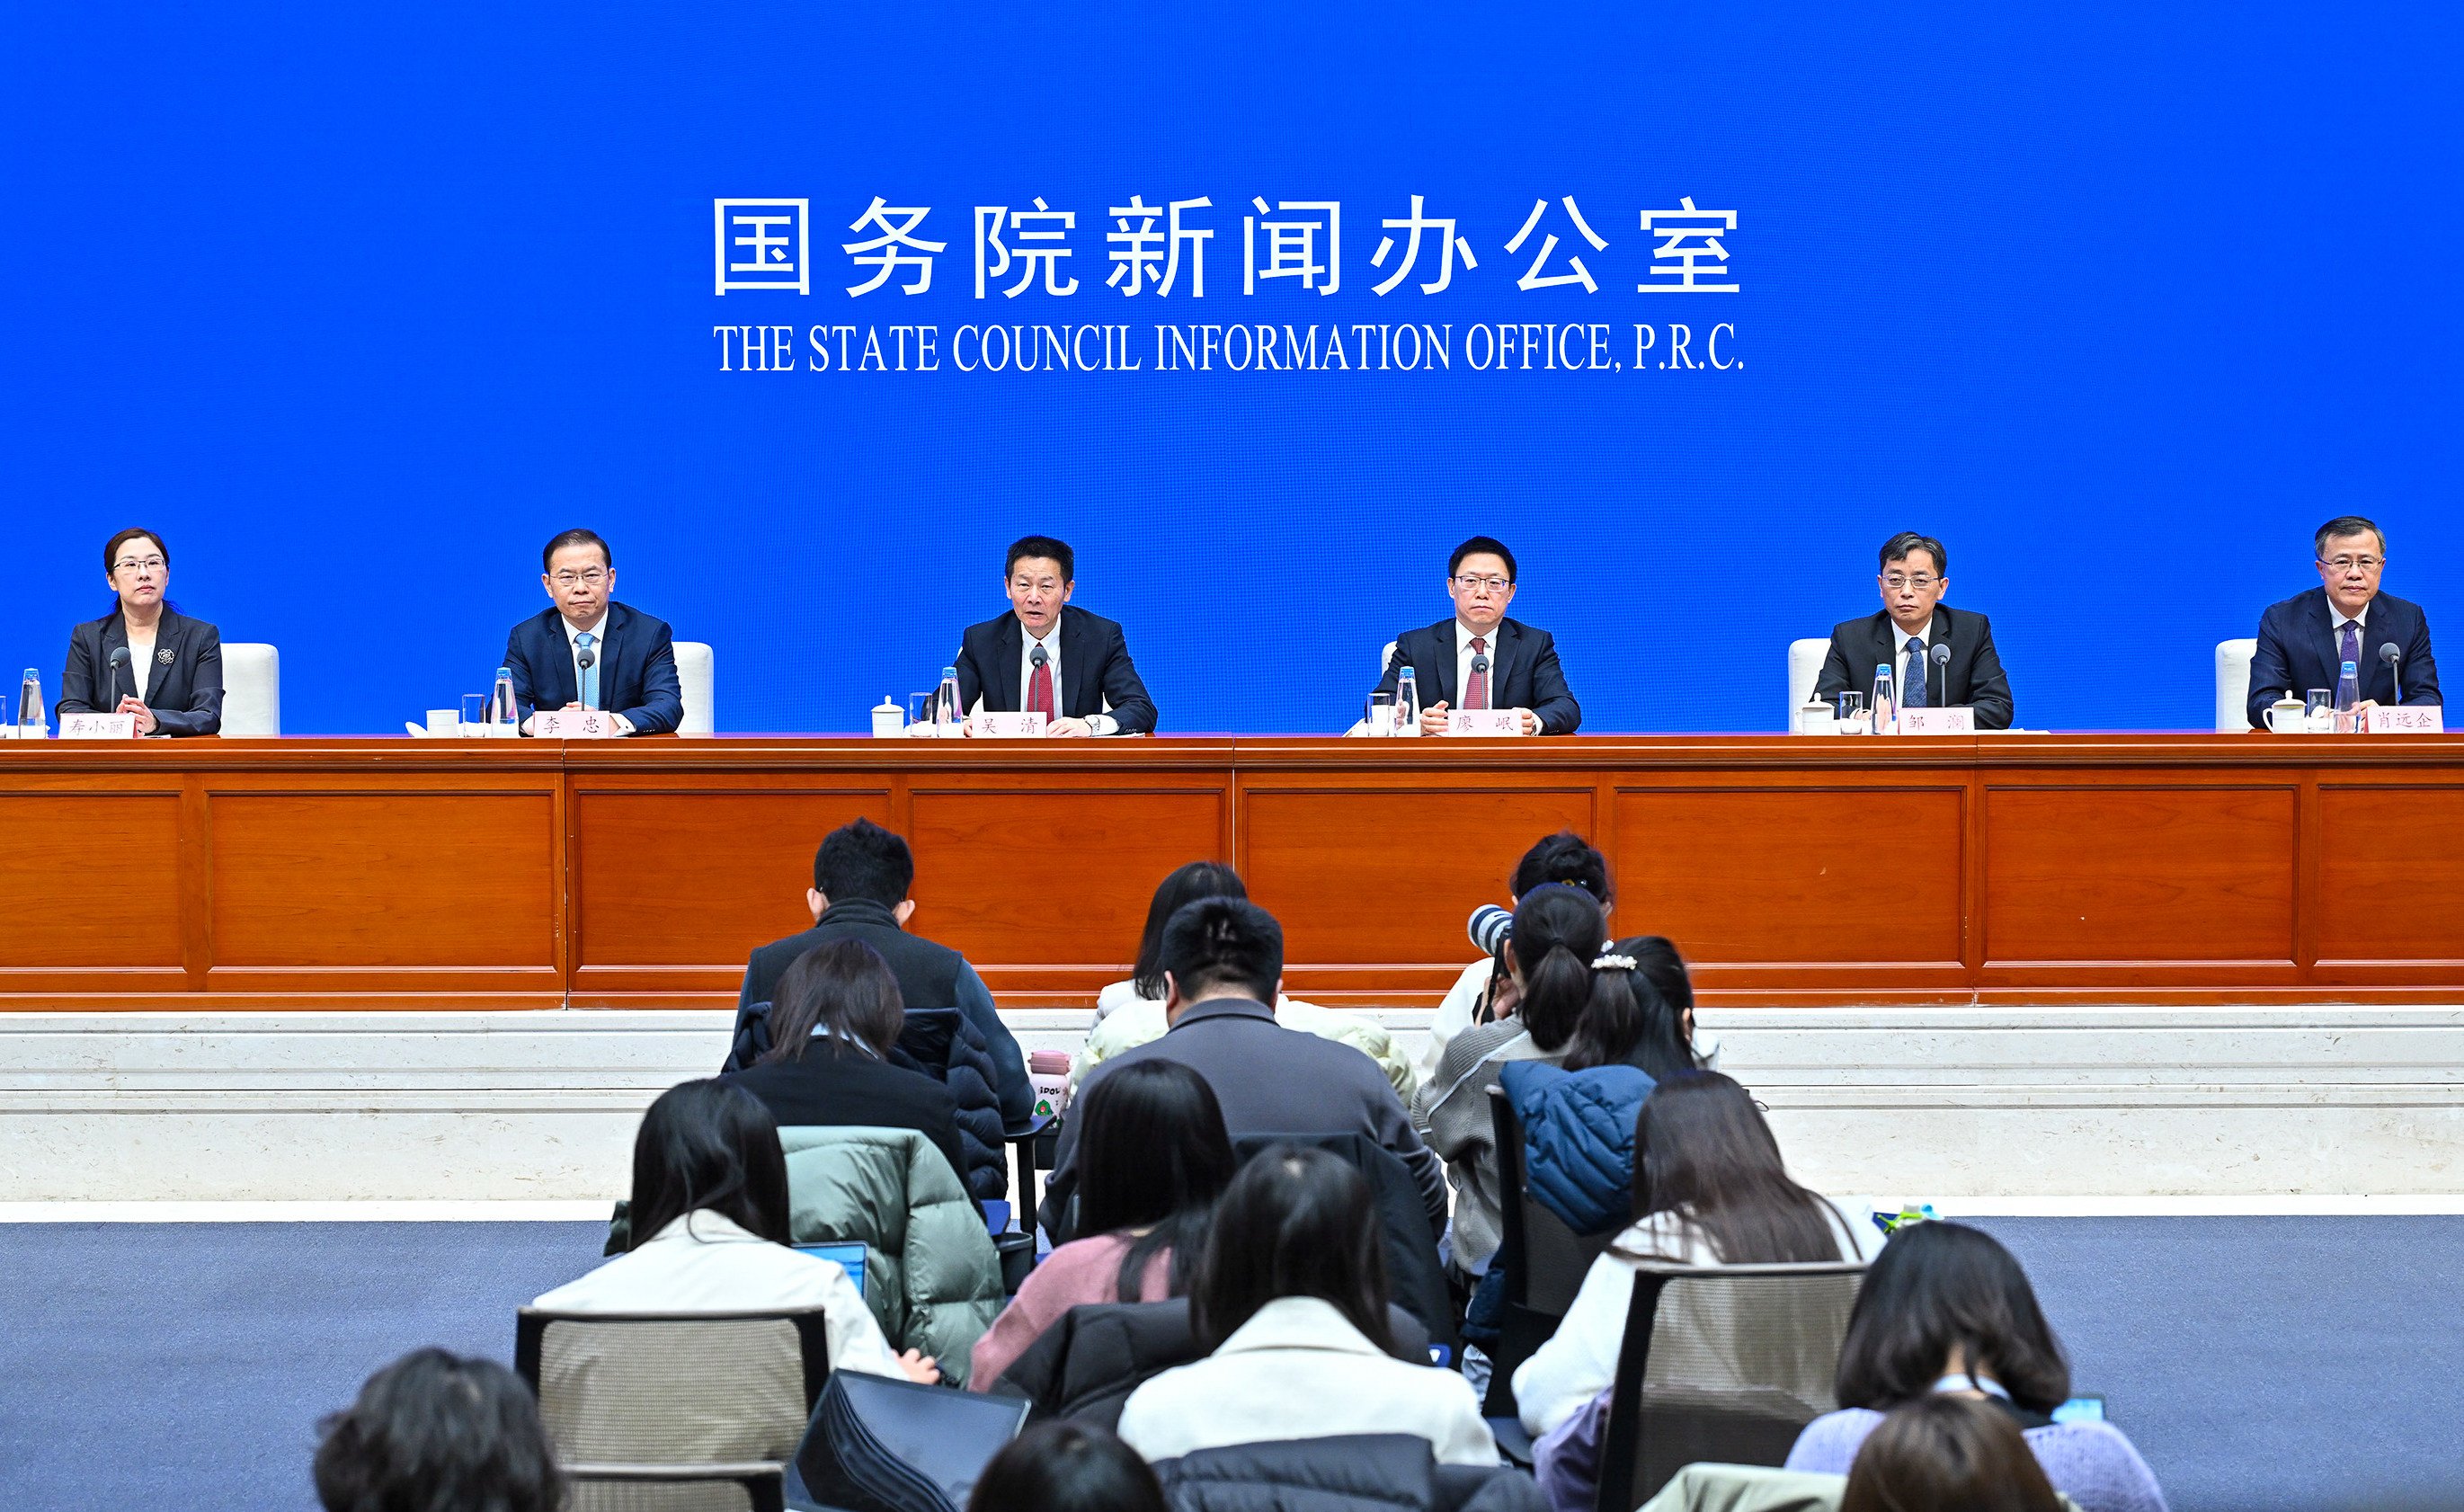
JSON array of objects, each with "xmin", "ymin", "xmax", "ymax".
[
  {"xmin": 1930, "ymin": 642, "xmax": 1951, "ymax": 704},
  {"xmin": 1469, "ymin": 650, "xmax": 1490, "ymax": 711},
  {"xmin": 2379, "ymin": 642, "xmax": 2403, "ymax": 706},
  {"xmin": 574, "ymin": 645, "xmax": 596, "ymax": 709},
  {"xmin": 106, "ymin": 645, "xmax": 131, "ymax": 707}
]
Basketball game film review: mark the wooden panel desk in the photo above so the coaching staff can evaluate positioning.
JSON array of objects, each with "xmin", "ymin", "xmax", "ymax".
[{"xmin": 4, "ymin": 734, "xmax": 2462, "ymax": 1011}]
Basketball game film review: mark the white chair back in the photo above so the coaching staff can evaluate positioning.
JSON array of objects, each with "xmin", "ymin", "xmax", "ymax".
[
  {"xmin": 1787, "ymin": 638, "xmax": 1828, "ymax": 723},
  {"xmin": 220, "ymin": 643, "xmax": 280, "ymax": 736},
  {"xmin": 1379, "ymin": 640, "xmax": 1399, "ymax": 678},
  {"xmin": 674, "ymin": 641, "xmax": 715, "ymax": 735},
  {"xmin": 2215, "ymin": 638, "xmax": 2256, "ymax": 732}
]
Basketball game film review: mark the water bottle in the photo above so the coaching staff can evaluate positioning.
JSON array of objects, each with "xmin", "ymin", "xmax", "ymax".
[
  {"xmin": 17, "ymin": 668, "xmax": 41, "ymax": 736},
  {"xmin": 936, "ymin": 666, "xmax": 965, "ymax": 734},
  {"xmin": 1870, "ymin": 663, "xmax": 1897, "ymax": 734},
  {"xmin": 490, "ymin": 667, "xmax": 520, "ymax": 732},
  {"xmin": 1395, "ymin": 667, "xmax": 1420, "ymax": 736},
  {"xmin": 2335, "ymin": 659, "xmax": 2361, "ymax": 733}
]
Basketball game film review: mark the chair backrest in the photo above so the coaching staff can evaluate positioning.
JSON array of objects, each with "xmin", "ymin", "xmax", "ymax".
[
  {"xmin": 1786, "ymin": 639, "xmax": 1828, "ymax": 722},
  {"xmin": 1490, "ymin": 1087, "xmax": 1616, "ymax": 1319},
  {"xmin": 2215, "ymin": 637, "xmax": 2257, "ymax": 732},
  {"xmin": 1596, "ymin": 1261, "xmax": 1867, "ymax": 1512},
  {"xmin": 220, "ymin": 642, "xmax": 280, "ymax": 736},
  {"xmin": 675, "ymin": 640, "xmax": 715, "ymax": 735},
  {"xmin": 1380, "ymin": 639, "xmax": 1400, "ymax": 679}
]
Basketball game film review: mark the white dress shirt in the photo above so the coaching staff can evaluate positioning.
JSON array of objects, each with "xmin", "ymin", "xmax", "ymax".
[
  {"xmin": 1452, "ymin": 619, "xmax": 1532, "ymax": 733},
  {"xmin": 558, "ymin": 609, "xmax": 633, "ymax": 734},
  {"xmin": 1015, "ymin": 620, "xmax": 1116, "ymax": 735},
  {"xmin": 1886, "ymin": 615, "xmax": 1934, "ymax": 704},
  {"xmin": 127, "ymin": 629, "xmax": 157, "ymax": 702}
]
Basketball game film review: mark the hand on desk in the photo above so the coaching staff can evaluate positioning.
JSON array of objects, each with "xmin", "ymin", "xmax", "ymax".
[
  {"xmin": 1047, "ymin": 717, "xmax": 1094, "ymax": 738},
  {"xmin": 115, "ymin": 696, "xmax": 157, "ymax": 735}
]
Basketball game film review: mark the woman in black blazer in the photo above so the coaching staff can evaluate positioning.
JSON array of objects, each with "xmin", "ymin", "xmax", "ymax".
[{"xmin": 58, "ymin": 528, "xmax": 223, "ymax": 737}]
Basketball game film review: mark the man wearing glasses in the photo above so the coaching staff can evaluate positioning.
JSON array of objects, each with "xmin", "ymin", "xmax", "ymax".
[
  {"xmin": 503, "ymin": 528, "xmax": 683, "ymax": 735},
  {"xmin": 2246, "ymin": 515, "xmax": 2440, "ymax": 728},
  {"xmin": 1373, "ymin": 537, "xmax": 1581, "ymax": 735},
  {"xmin": 952, "ymin": 535, "xmax": 1158, "ymax": 736},
  {"xmin": 1814, "ymin": 531, "xmax": 2015, "ymax": 729}
]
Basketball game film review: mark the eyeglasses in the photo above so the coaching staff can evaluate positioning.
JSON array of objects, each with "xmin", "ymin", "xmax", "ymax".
[
  {"xmin": 1881, "ymin": 574, "xmax": 1940, "ymax": 591},
  {"xmin": 550, "ymin": 569, "xmax": 608, "ymax": 588},
  {"xmin": 1010, "ymin": 578, "xmax": 1065, "ymax": 595},
  {"xmin": 1451, "ymin": 574, "xmax": 1513, "ymax": 593},
  {"xmin": 113, "ymin": 556, "xmax": 166, "ymax": 574},
  {"xmin": 2320, "ymin": 556, "xmax": 2383, "ymax": 573}
]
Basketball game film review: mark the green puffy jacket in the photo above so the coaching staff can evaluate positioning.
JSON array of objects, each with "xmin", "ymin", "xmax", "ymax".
[{"xmin": 778, "ymin": 1124, "xmax": 1002, "ymax": 1386}]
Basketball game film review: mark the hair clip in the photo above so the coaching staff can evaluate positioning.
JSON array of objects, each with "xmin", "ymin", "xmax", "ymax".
[{"xmin": 1591, "ymin": 953, "xmax": 1638, "ymax": 971}]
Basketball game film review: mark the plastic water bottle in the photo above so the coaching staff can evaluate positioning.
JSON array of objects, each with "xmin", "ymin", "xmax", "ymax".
[
  {"xmin": 2335, "ymin": 659, "xmax": 2361, "ymax": 733},
  {"xmin": 1395, "ymin": 667, "xmax": 1420, "ymax": 736},
  {"xmin": 491, "ymin": 667, "xmax": 520, "ymax": 732},
  {"xmin": 17, "ymin": 668, "xmax": 41, "ymax": 736},
  {"xmin": 1870, "ymin": 663, "xmax": 1897, "ymax": 734},
  {"xmin": 936, "ymin": 666, "xmax": 965, "ymax": 734}
]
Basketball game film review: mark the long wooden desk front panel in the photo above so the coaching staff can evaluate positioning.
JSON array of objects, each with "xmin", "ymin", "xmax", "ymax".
[{"xmin": 4, "ymin": 735, "xmax": 2461, "ymax": 1010}]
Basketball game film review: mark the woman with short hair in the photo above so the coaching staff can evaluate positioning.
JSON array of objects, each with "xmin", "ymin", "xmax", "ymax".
[
  {"xmin": 314, "ymin": 1348, "xmax": 563, "ymax": 1512},
  {"xmin": 58, "ymin": 527, "xmax": 223, "ymax": 735}
]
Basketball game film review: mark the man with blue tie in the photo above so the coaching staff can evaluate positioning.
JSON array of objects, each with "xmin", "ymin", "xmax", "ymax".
[
  {"xmin": 503, "ymin": 529, "xmax": 683, "ymax": 736},
  {"xmin": 1813, "ymin": 531, "xmax": 2015, "ymax": 729},
  {"xmin": 2247, "ymin": 515, "xmax": 2441, "ymax": 728}
]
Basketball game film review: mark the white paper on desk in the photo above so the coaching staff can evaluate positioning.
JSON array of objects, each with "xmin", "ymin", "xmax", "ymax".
[
  {"xmin": 1896, "ymin": 707, "xmax": 1975, "ymax": 735},
  {"xmin": 2367, "ymin": 705, "xmax": 2444, "ymax": 734},
  {"xmin": 969, "ymin": 710, "xmax": 1048, "ymax": 738},
  {"xmin": 534, "ymin": 708, "xmax": 618, "ymax": 739},
  {"xmin": 60, "ymin": 713, "xmax": 138, "ymax": 740},
  {"xmin": 1445, "ymin": 708, "xmax": 1523, "ymax": 737}
]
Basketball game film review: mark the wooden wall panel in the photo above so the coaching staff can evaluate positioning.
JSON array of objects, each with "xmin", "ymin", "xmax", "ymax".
[
  {"xmin": 1983, "ymin": 786, "xmax": 2297, "ymax": 964},
  {"xmin": 0, "ymin": 794, "xmax": 185, "ymax": 968},
  {"xmin": 2316, "ymin": 786, "xmax": 2464, "ymax": 965}
]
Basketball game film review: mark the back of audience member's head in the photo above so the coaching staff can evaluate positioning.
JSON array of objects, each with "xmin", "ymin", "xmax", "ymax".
[
  {"xmin": 1632, "ymin": 1070, "xmax": 1847, "ymax": 1263},
  {"xmin": 761, "ymin": 938, "xmax": 906, "ymax": 1063},
  {"xmin": 1131, "ymin": 861, "xmax": 1246, "ymax": 1000},
  {"xmin": 1837, "ymin": 1221, "xmax": 2071, "ymax": 1414},
  {"xmin": 1839, "ymin": 1394, "xmax": 2063, "ymax": 1512},
  {"xmin": 1510, "ymin": 829, "xmax": 1615, "ymax": 907},
  {"xmin": 1160, "ymin": 895, "xmax": 1284, "ymax": 1007},
  {"xmin": 814, "ymin": 817, "xmax": 915, "ymax": 906},
  {"xmin": 1194, "ymin": 1144, "xmax": 1391, "ymax": 1354},
  {"xmin": 1076, "ymin": 1059, "xmax": 1238, "ymax": 1299},
  {"xmin": 1564, "ymin": 933, "xmax": 1701, "ymax": 1077},
  {"xmin": 627, "ymin": 1079, "xmax": 790, "ymax": 1250},
  {"xmin": 1510, "ymin": 883, "xmax": 1609, "ymax": 1052},
  {"xmin": 967, "ymin": 1420, "xmax": 1166, "ymax": 1512},
  {"xmin": 314, "ymin": 1347, "xmax": 562, "ymax": 1512}
]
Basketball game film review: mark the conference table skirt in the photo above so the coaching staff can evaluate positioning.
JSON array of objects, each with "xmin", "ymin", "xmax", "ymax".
[{"xmin": 3, "ymin": 734, "xmax": 2461, "ymax": 1011}]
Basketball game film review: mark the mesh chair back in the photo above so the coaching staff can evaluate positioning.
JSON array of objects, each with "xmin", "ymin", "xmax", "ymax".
[
  {"xmin": 1484, "ymin": 1087, "xmax": 1614, "ymax": 1415},
  {"xmin": 1597, "ymin": 1261, "xmax": 1865, "ymax": 1512}
]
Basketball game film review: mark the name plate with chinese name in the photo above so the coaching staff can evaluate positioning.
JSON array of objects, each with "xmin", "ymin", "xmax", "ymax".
[
  {"xmin": 532, "ymin": 709, "xmax": 619, "ymax": 739},
  {"xmin": 2368, "ymin": 705, "xmax": 2444, "ymax": 734},
  {"xmin": 1895, "ymin": 707, "xmax": 1975, "ymax": 735},
  {"xmin": 1445, "ymin": 709, "xmax": 1524, "ymax": 737},
  {"xmin": 969, "ymin": 711, "xmax": 1049, "ymax": 739},
  {"xmin": 60, "ymin": 713, "xmax": 138, "ymax": 740}
]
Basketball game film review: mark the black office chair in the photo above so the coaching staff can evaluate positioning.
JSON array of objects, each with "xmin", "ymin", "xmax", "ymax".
[{"xmin": 1482, "ymin": 1084, "xmax": 1616, "ymax": 1420}]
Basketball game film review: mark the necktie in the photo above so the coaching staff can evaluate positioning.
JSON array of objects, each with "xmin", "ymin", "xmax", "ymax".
[
  {"xmin": 2339, "ymin": 621, "xmax": 2360, "ymax": 687},
  {"xmin": 1902, "ymin": 636, "xmax": 1927, "ymax": 708},
  {"xmin": 1027, "ymin": 648, "xmax": 1055, "ymax": 720},
  {"xmin": 575, "ymin": 632, "xmax": 598, "ymax": 709},
  {"xmin": 1466, "ymin": 637, "xmax": 1490, "ymax": 711}
]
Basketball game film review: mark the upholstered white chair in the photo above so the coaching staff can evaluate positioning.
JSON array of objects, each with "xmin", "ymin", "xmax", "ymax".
[
  {"xmin": 2215, "ymin": 638, "xmax": 2257, "ymax": 732},
  {"xmin": 674, "ymin": 641, "xmax": 715, "ymax": 736},
  {"xmin": 1787, "ymin": 638, "xmax": 1828, "ymax": 724},
  {"xmin": 220, "ymin": 643, "xmax": 280, "ymax": 736}
]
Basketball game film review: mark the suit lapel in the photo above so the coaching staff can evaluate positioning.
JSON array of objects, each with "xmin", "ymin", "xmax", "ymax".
[
  {"xmin": 993, "ymin": 615, "xmax": 1023, "ymax": 712},
  {"xmin": 597, "ymin": 604, "xmax": 628, "ymax": 707},
  {"xmin": 153, "ymin": 614, "xmax": 186, "ymax": 701},
  {"xmin": 1423, "ymin": 619, "xmax": 1457, "ymax": 707},
  {"xmin": 1486, "ymin": 619, "xmax": 1518, "ymax": 705}
]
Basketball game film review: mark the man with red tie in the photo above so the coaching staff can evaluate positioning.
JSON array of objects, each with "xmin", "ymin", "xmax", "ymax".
[
  {"xmin": 1373, "ymin": 536, "xmax": 1582, "ymax": 735},
  {"xmin": 952, "ymin": 535, "xmax": 1159, "ymax": 737}
]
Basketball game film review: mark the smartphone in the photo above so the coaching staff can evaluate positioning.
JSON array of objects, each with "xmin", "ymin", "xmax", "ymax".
[{"xmin": 2052, "ymin": 1395, "xmax": 2106, "ymax": 1424}]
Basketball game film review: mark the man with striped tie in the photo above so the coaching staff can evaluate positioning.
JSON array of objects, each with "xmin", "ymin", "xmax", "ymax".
[
  {"xmin": 502, "ymin": 528, "xmax": 684, "ymax": 736},
  {"xmin": 1813, "ymin": 530, "xmax": 2015, "ymax": 730},
  {"xmin": 1373, "ymin": 536, "xmax": 1583, "ymax": 736},
  {"xmin": 952, "ymin": 534, "xmax": 1158, "ymax": 737}
]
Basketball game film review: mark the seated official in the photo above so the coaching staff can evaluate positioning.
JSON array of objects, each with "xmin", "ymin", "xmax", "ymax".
[
  {"xmin": 1814, "ymin": 530, "xmax": 2014, "ymax": 729},
  {"xmin": 503, "ymin": 528, "xmax": 681, "ymax": 735},
  {"xmin": 58, "ymin": 528, "xmax": 223, "ymax": 736},
  {"xmin": 953, "ymin": 534, "xmax": 1157, "ymax": 736},
  {"xmin": 1374, "ymin": 535, "xmax": 1580, "ymax": 735},
  {"xmin": 2247, "ymin": 513, "xmax": 2441, "ymax": 727}
]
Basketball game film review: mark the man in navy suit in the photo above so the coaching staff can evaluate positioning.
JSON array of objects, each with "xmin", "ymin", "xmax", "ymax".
[
  {"xmin": 503, "ymin": 529, "xmax": 683, "ymax": 736},
  {"xmin": 2247, "ymin": 514, "xmax": 2440, "ymax": 728},
  {"xmin": 952, "ymin": 535, "xmax": 1157, "ymax": 736},
  {"xmin": 1372, "ymin": 536, "xmax": 1581, "ymax": 735},
  {"xmin": 1814, "ymin": 531, "xmax": 2015, "ymax": 729}
]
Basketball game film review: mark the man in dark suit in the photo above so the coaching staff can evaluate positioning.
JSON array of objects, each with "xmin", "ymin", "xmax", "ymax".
[
  {"xmin": 1372, "ymin": 536, "xmax": 1581, "ymax": 735},
  {"xmin": 503, "ymin": 528, "xmax": 682, "ymax": 735},
  {"xmin": 2247, "ymin": 514, "xmax": 2440, "ymax": 727},
  {"xmin": 952, "ymin": 534, "xmax": 1157, "ymax": 736},
  {"xmin": 1814, "ymin": 530, "xmax": 2015, "ymax": 729}
]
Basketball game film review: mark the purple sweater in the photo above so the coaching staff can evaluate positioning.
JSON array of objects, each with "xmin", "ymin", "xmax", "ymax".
[{"xmin": 1787, "ymin": 1408, "xmax": 2169, "ymax": 1512}]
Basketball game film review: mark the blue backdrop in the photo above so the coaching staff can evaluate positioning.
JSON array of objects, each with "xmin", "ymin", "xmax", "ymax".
[{"xmin": 3, "ymin": 3, "xmax": 2456, "ymax": 734}]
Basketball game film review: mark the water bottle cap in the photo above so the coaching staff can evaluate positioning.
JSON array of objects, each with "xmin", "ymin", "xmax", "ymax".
[
  {"xmin": 942, "ymin": 666, "xmax": 957, "ymax": 678},
  {"xmin": 2342, "ymin": 661, "xmax": 2357, "ymax": 672},
  {"xmin": 1400, "ymin": 666, "xmax": 1416, "ymax": 678},
  {"xmin": 1876, "ymin": 663, "xmax": 1890, "ymax": 672},
  {"xmin": 496, "ymin": 667, "xmax": 512, "ymax": 677}
]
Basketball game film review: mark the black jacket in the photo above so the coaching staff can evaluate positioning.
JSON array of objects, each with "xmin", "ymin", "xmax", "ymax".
[
  {"xmin": 1813, "ymin": 604, "xmax": 2014, "ymax": 730},
  {"xmin": 895, "ymin": 1007, "xmax": 1008, "ymax": 1202},
  {"xmin": 2248, "ymin": 586, "xmax": 2441, "ymax": 727},
  {"xmin": 1153, "ymin": 1435, "xmax": 1547, "ymax": 1512},
  {"xmin": 58, "ymin": 609, "xmax": 223, "ymax": 735},
  {"xmin": 1232, "ymin": 1132, "xmax": 1460, "ymax": 1358},
  {"xmin": 1374, "ymin": 618, "xmax": 1581, "ymax": 734},
  {"xmin": 501, "ymin": 601, "xmax": 683, "ymax": 734},
  {"xmin": 952, "ymin": 604, "xmax": 1158, "ymax": 734},
  {"xmin": 720, "ymin": 1047, "xmax": 972, "ymax": 1197}
]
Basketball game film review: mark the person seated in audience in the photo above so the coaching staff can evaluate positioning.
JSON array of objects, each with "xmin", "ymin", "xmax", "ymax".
[
  {"xmin": 968, "ymin": 1420, "xmax": 1169, "ymax": 1512},
  {"xmin": 533, "ymin": 1077, "xmax": 938, "ymax": 1383},
  {"xmin": 721, "ymin": 939, "xmax": 974, "ymax": 1196},
  {"xmin": 1840, "ymin": 1393, "xmax": 2067, "ymax": 1512},
  {"xmin": 1786, "ymin": 1221, "xmax": 2169, "ymax": 1512},
  {"xmin": 1115, "ymin": 1145, "xmax": 1495, "ymax": 1464},
  {"xmin": 314, "ymin": 1348, "xmax": 560, "ymax": 1512},
  {"xmin": 1044, "ymin": 897, "xmax": 1446, "ymax": 1239},
  {"xmin": 734, "ymin": 818, "xmax": 1031, "ymax": 1123},
  {"xmin": 1419, "ymin": 831, "xmax": 1616, "ymax": 1085},
  {"xmin": 1081, "ymin": 860, "xmax": 1417, "ymax": 1098},
  {"xmin": 1517, "ymin": 1071, "xmax": 1877, "ymax": 1438},
  {"xmin": 972, "ymin": 1060, "xmax": 1237, "ymax": 1388}
]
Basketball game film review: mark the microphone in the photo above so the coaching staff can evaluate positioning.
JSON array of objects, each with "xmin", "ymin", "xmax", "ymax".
[
  {"xmin": 1930, "ymin": 642, "xmax": 1951, "ymax": 704},
  {"xmin": 1469, "ymin": 650, "xmax": 1490, "ymax": 711},
  {"xmin": 2379, "ymin": 642, "xmax": 2403, "ymax": 706},
  {"xmin": 574, "ymin": 645, "xmax": 597, "ymax": 709},
  {"xmin": 106, "ymin": 645, "xmax": 130, "ymax": 706},
  {"xmin": 1468, "ymin": 904, "xmax": 1513, "ymax": 956}
]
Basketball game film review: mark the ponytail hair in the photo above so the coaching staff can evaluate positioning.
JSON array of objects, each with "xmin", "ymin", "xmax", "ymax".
[
  {"xmin": 1563, "ymin": 934, "xmax": 1703, "ymax": 1079},
  {"xmin": 1510, "ymin": 885, "xmax": 1608, "ymax": 1053}
]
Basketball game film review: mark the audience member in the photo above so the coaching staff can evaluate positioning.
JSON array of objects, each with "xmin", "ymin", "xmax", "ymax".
[
  {"xmin": 1517, "ymin": 1072, "xmax": 1876, "ymax": 1436},
  {"xmin": 734, "ymin": 818, "xmax": 1029, "ymax": 1121},
  {"xmin": 1418, "ymin": 831, "xmax": 1616, "ymax": 1083},
  {"xmin": 1116, "ymin": 1146, "xmax": 1495, "ymax": 1465},
  {"xmin": 1786, "ymin": 1222, "xmax": 2169, "ymax": 1512},
  {"xmin": 973, "ymin": 1060, "xmax": 1236, "ymax": 1388},
  {"xmin": 1081, "ymin": 860, "xmax": 1417, "ymax": 1098},
  {"xmin": 313, "ymin": 1348, "xmax": 562, "ymax": 1512},
  {"xmin": 533, "ymin": 1078, "xmax": 937, "ymax": 1383},
  {"xmin": 968, "ymin": 1421, "xmax": 1169, "ymax": 1512},
  {"xmin": 1841, "ymin": 1394, "xmax": 2066, "ymax": 1512},
  {"xmin": 722, "ymin": 939, "xmax": 975, "ymax": 1196},
  {"xmin": 1044, "ymin": 898, "xmax": 1446, "ymax": 1237}
]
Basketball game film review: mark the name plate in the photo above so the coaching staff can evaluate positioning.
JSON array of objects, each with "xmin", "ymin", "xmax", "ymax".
[
  {"xmin": 2368, "ymin": 705, "xmax": 2445, "ymax": 734},
  {"xmin": 1445, "ymin": 708, "xmax": 1524, "ymax": 737},
  {"xmin": 969, "ymin": 710, "xmax": 1049, "ymax": 739},
  {"xmin": 59, "ymin": 712, "xmax": 138, "ymax": 740},
  {"xmin": 1895, "ymin": 707, "xmax": 1975, "ymax": 735},
  {"xmin": 532, "ymin": 709, "xmax": 620, "ymax": 739}
]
